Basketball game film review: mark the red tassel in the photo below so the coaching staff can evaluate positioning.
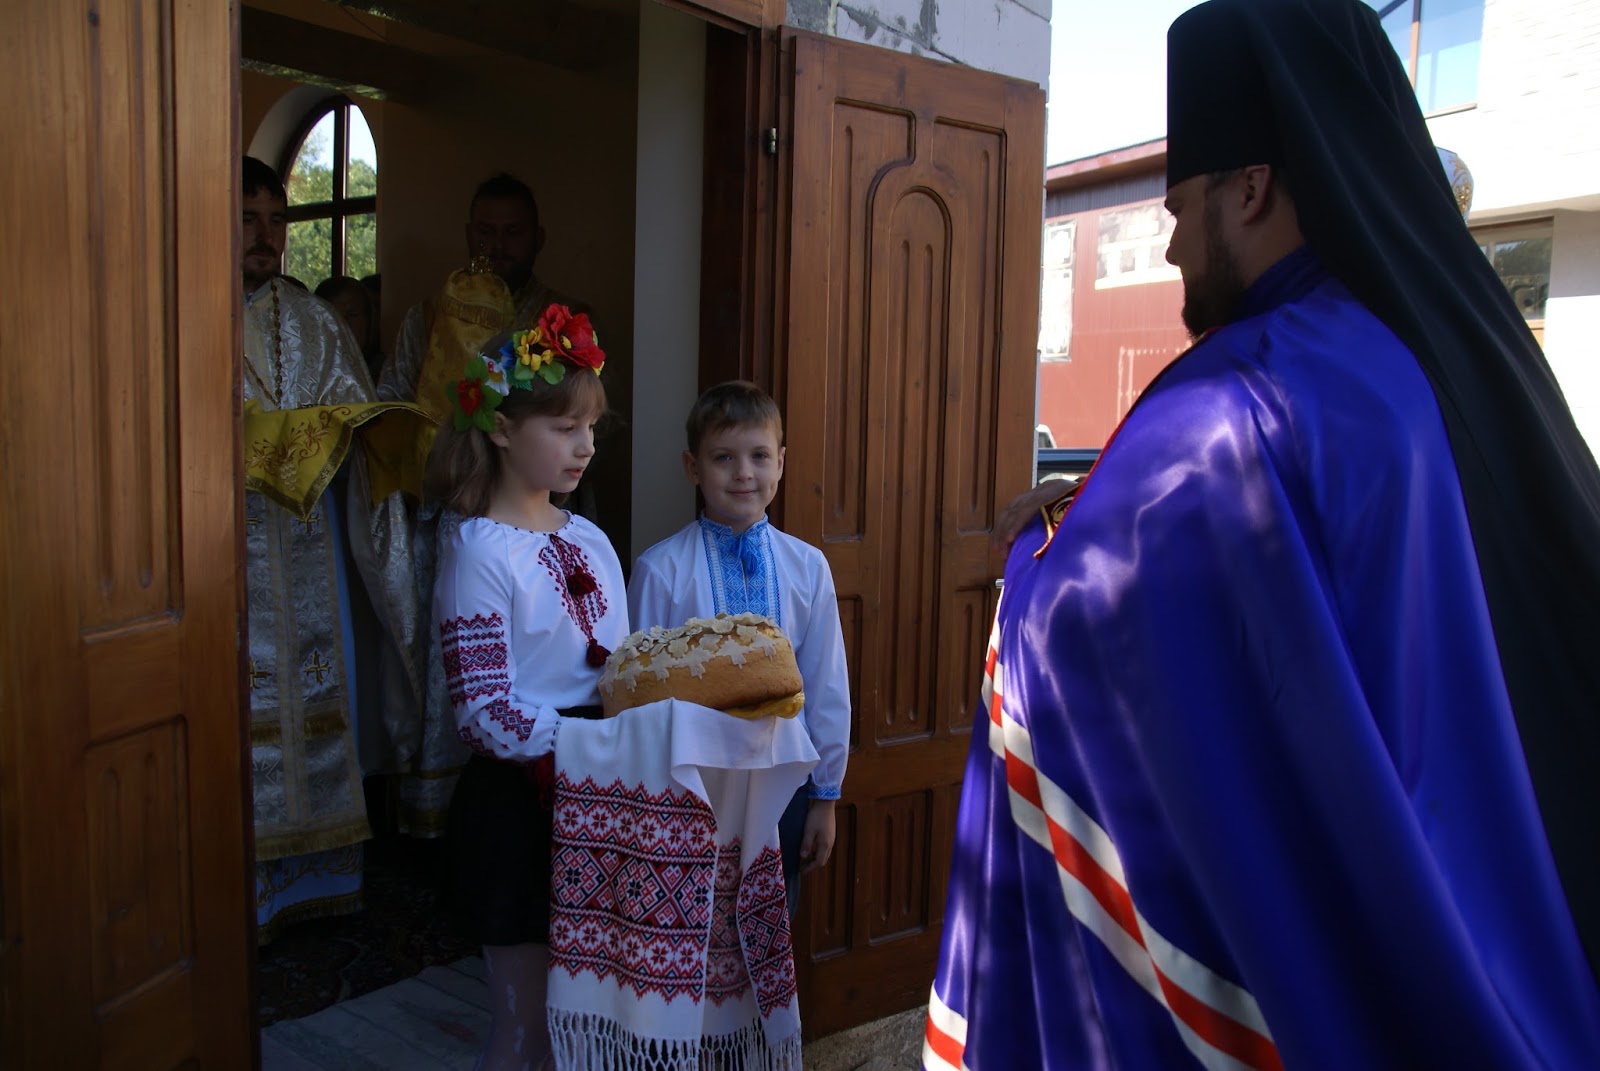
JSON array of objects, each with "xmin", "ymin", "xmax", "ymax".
[
  {"xmin": 586, "ymin": 638, "xmax": 610, "ymax": 668},
  {"xmin": 566, "ymin": 570, "xmax": 597, "ymax": 597}
]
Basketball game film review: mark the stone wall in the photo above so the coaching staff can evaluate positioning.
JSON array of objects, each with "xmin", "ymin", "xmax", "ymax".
[{"xmin": 787, "ymin": 0, "xmax": 1051, "ymax": 89}]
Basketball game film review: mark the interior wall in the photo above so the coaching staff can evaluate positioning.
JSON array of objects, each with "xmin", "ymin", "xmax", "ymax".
[
  {"xmin": 239, "ymin": 2, "xmax": 640, "ymax": 556},
  {"xmin": 630, "ymin": 0, "xmax": 706, "ymax": 560}
]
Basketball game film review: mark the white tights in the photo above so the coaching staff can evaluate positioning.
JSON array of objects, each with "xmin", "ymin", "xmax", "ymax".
[{"xmin": 475, "ymin": 943, "xmax": 552, "ymax": 1071}]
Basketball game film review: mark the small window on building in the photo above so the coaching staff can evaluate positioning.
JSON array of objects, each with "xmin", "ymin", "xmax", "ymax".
[
  {"xmin": 1475, "ymin": 220, "xmax": 1552, "ymax": 345},
  {"xmin": 1093, "ymin": 203, "xmax": 1179, "ymax": 291},
  {"xmin": 1039, "ymin": 218, "xmax": 1076, "ymax": 363},
  {"xmin": 281, "ymin": 97, "xmax": 378, "ymax": 292},
  {"xmin": 1364, "ymin": 0, "xmax": 1485, "ymax": 114}
]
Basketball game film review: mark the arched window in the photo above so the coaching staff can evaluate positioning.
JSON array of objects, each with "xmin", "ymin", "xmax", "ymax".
[{"xmin": 280, "ymin": 97, "xmax": 377, "ymax": 291}]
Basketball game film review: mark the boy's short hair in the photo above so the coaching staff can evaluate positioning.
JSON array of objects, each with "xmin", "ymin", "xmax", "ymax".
[{"xmin": 686, "ymin": 381, "xmax": 784, "ymax": 454}]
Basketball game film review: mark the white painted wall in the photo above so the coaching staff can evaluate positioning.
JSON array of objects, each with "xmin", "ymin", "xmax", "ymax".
[
  {"xmin": 788, "ymin": 0, "xmax": 1051, "ymax": 90},
  {"xmin": 631, "ymin": 0, "xmax": 705, "ymax": 562},
  {"xmin": 1427, "ymin": 0, "xmax": 1600, "ymax": 220},
  {"xmin": 1545, "ymin": 209, "xmax": 1600, "ymax": 455},
  {"xmin": 1424, "ymin": 0, "xmax": 1600, "ymax": 456}
]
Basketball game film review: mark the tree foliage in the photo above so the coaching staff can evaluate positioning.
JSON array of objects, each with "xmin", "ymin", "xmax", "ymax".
[{"xmin": 283, "ymin": 119, "xmax": 378, "ymax": 290}]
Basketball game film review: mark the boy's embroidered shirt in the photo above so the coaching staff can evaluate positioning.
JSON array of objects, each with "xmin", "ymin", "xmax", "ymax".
[
  {"xmin": 434, "ymin": 514, "xmax": 628, "ymax": 762},
  {"xmin": 628, "ymin": 519, "xmax": 850, "ymax": 800},
  {"xmin": 698, "ymin": 516, "xmax": 783, "ymax": 623}
]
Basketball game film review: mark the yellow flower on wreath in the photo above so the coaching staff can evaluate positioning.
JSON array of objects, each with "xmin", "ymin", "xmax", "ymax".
[{"xmin": 513, "ymin": 325, "xmax": 558, "ymax": 376}]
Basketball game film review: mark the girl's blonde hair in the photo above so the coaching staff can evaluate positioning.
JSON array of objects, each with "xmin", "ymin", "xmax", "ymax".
[{"xmin": 424, "ymin": 339, "xmax": 608, "ymax": 517}]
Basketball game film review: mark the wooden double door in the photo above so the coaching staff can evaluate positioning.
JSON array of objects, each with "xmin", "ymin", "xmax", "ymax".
[
  {"xmin": 776, "ymin": 32, "xmax": 1043, "ymax": 1036},
  {"xmin": 0, "ymin": 5, "xmax": 1040, "ymax": 1064}
]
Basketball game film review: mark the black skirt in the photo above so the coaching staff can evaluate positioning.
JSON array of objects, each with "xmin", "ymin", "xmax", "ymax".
[{"xmin": 445, "ymin": 705, "xmax": 602, "ymax": 947}]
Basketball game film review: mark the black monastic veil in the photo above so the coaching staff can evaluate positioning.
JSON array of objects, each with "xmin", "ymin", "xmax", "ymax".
[{"xmin": 1166, "ymin": 0, "xmax": 1600, "ymax": 978}]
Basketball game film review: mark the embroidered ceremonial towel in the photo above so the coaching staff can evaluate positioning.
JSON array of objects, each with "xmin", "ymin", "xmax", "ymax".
[
  {"xmin": 243, "ymin": 399, "xmax": 433, "ymax": 519},
  {"xmin": 548, "ymin": 699, "xmax": 817, "ymax": 1070}
]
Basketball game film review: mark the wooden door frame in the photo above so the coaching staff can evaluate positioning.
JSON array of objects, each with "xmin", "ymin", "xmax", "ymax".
[{"xmin": 0, "ymin": 0, "xmax": 251, "ymax": 1065}]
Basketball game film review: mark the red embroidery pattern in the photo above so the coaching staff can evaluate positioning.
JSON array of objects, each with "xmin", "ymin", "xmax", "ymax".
[
  {"xmin": 441, "ymin": 611, "xmax": 534, "ymax": 758},
  {"xmin": 539, "ymin": 535, "xmax": 612, "ymax": 668},
  {"xmin": 705, "ymin": 841, "xmax": 796, "ymax": 1012},
  {"xmin": 549, "ymin": 773, "xmax": 718, "ymax": 1002},
  {"xmin": 736, "ymin": 843, "xmax": 797, "ymax": 1017}
]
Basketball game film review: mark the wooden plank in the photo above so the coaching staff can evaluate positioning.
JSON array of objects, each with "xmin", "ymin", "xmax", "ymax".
[
  {"xmin": 336, "ymin": 978, "xmax": 490, "ymax": 1064},
  {"xmin": 262, "ymin": 1014, "xmax": 395, "ymax": 1071},
  {"xmin": 173, "ymin": 0, "xmax": 255, "ymax": 1064},
  {"xmin": 261, "ymin": 1030, "xmax": 336, "ymax": 1071},
  {"xmin": 414, "ymin": 963, "xmax": 492, "ymax": 1012},
  {"xmin": 266, "ymin": 1006, "xmax": 441, "ymax": 1071}
]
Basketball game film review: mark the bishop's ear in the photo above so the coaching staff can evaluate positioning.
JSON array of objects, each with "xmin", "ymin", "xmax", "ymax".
[{"xmin": 1238, "ymin": 164, "xmax": 1278, "ymax": 223}]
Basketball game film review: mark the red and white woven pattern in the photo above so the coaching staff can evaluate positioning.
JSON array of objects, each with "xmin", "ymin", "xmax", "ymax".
[{"xmin": 548, "ymin": 699, "xmax": 816, "ymax": 1071}]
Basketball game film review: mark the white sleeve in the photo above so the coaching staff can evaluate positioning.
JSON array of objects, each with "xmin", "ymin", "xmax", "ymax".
[
  {"xmin": 378, "ymin": 304, "xmax": 426, "ymax": 402},
  {"xmin": 626, "ymin": 555, "xmax": 678, "ymax": 632},
  {"xmin": 796, "ymin": 556, "xmax": 851, "ymax": 799},
  {"xmin": 435, "ymin": 532, "xmax": 560, "ymax": 762}
]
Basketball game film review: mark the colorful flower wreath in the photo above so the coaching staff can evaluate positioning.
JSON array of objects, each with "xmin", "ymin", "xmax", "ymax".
[{"xmin": 450, "ymin": 303, "xmax": 605, "ymax": 432}]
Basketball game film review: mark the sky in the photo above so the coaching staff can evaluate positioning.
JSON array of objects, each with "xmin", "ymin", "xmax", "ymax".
[{"xmin": 1046, "ymin": 0, "xmax": 1206, "ymax": 166}]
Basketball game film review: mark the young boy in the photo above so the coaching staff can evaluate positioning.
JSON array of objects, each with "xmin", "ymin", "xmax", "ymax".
[{"xmin": 628, "ymin": 381, "xmax": 849, "ymax": 915}]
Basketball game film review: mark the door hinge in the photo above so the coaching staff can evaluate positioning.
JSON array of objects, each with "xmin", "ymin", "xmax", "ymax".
[{"xmin": 764, "ymin": 127, "xmax": 779, "ymax": 156}]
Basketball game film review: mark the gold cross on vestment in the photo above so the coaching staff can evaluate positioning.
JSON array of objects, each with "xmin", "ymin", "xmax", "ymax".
[
  {"xmin": 303, "ymin": 651, "xmax": 333, "ymax": 685},
  {"xmin": 302, "ymin": 512, "xmax": 320, "ymax": 535},
  {"xmin": 248, "ymin": 659, "xmax": 272, "ymax": 691},
  {"xmin": 246, "ymin": 514, "xmax": 262, "ymax": 530}
]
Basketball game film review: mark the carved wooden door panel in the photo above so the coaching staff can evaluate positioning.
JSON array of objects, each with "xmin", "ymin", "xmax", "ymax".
[
  {"xmin": 0, "ymin": 0, "xmax": 252, "ymax": 1066},
  {"xmin": 777, "ymin": 30, "xmax": 1044, "ymax": 1036}
]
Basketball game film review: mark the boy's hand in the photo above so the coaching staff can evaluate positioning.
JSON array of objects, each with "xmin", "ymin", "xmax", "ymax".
[{"xmin": 799, "ymin": 799, "xmax": 838, "ymax": 873}]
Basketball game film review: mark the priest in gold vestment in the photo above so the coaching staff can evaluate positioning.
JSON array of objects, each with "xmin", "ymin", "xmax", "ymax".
[
  {"xmin": 242, "ymin": 156, "xmax": 424, "ymax": 941},
  {"xmin": 378, "ymin": 173, "xmax": 586, "ymax": 838}
]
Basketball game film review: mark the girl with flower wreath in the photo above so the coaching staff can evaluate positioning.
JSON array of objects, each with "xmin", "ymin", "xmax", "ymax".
[{"xmin": 426, "ymin": 304, "xmax": 623, "ymax": 1071}]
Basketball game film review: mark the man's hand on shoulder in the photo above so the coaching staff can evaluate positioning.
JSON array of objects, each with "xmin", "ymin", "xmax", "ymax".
[{"xmin": 992, "ymin": 477, "xmax": 1083, "ymax": 555}]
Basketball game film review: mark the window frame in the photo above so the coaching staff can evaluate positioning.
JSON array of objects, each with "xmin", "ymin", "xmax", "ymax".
[
  {"xmin": 1473, "ymin": 217, "xmax": 1554, "ymax": 343},
  {"xmin": 278, "ymin": 96, "xmax": 376, "ymax": 283},
  {"xmin": 1372, "ymin": 0, "xmax": 1483, "ymax": 115}
]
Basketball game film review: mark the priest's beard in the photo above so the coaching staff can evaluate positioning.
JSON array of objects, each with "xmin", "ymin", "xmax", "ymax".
[{"xmin": 1180, "ymin": 195, "xmax": 1249, "ymax": 339}]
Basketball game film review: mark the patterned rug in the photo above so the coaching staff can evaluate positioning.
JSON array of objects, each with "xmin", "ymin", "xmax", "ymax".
[{"xmin": 257, "ymin": 834, "xmax": 473, "ymax": 1025}]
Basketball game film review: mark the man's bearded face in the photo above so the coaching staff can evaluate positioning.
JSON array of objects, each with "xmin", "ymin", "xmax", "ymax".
[
  {"xmin": 465, "ymin": 196, "xmax": 539, "ymax": 291},
  {"xmin": 241, "ymin": 189, "xmax": 287, "ymax": 293},
  {"xmin": 1165, "ymin": 175, "xmax": 1249, "ymax": 339}
]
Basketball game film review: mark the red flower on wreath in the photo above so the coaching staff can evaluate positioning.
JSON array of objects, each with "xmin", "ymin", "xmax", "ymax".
[
  {"xmin": 539, "ymin": 304, "xmax": 606, "ymax": 374},
  {"xmin": 456, "ymin": 378, "xmax": 484, "ymax": 416}
]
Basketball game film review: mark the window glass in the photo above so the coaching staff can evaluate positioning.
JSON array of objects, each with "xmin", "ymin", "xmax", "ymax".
[
  {"xmin": 280, "ymin": 98, "xmax": 378, "ymax": 293},
  {"xmin": 1367, "ymin": 0, "xmax": 1414, "ymax": 74},
  {"xmin": 1038, "ymin": 219, "xmax": 1076, "ymax": 362},
  {"xmin": 285, "ymin": 220, "xmax": 332, "ymax": 291},
  {"xmin": 1482, "ymin": 235, "xmax": 1552, "ymax": 322},
  {"xmin": 287, "ymin": 111, "xmax": 336, "ymax": 207},
  {"xmin": 1416, "ymin": 0, "xmax": 1483, "ymax": 112},
  {"xmin": 345, "ymin": 213, "xmax": 378, "ymax": 281},
  {"xmin": 1361, "ymin": 0, "xmax": 1483, "ymax": 111},
  {"xmin": 347, "ymin": 106, "xmax": 378, "ymax": 199}
]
